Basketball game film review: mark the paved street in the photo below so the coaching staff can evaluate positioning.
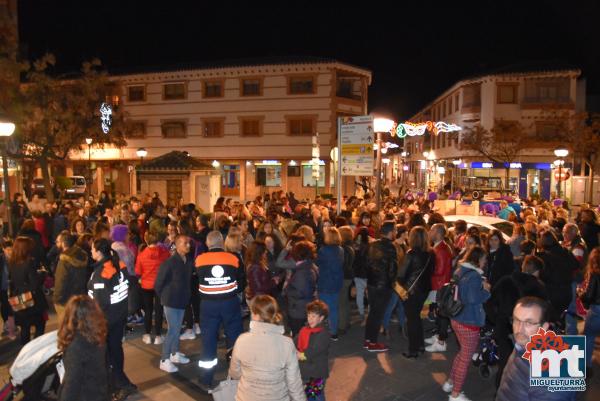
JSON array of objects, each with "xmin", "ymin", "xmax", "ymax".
[{"xmin": 1, "ymin": 307, "xmax": 599, "ymax": 401}]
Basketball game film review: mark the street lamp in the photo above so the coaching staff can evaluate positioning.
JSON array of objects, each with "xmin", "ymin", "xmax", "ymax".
[
  {"xmin": 373, "ymin": 117, "xmax": 395, "ymax": 210},
  {"xmin": 0, "ymin": 113, "xmax": 16, "ymax": 238},
  {"xmin": 137, "ymin": 147, "xmax": 148, "ymax": 165},
  {"xmin": 553, "ymin": 148, "xmax": 569, "ymax": 198},
  {"xmin": 452, "ymin": 159, "xmax": 461, "ymax": 194},
  {"xmin": 85, "ymin": 138, "xmax": 93, "ymax": 196}
]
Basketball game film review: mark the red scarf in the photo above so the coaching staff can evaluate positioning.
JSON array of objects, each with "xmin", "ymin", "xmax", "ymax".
[{"xmin": 297, "ymin": 326, "xmax": 323, "ymax": 352}]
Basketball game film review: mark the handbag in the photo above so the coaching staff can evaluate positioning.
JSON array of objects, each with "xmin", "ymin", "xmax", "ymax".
[
  {"xmin": 210, "ymin": 377, "xmax": 239, "ymax": 401},
  {"xmin": 394, "ymin": 254, "xmax": 432, "ymax": 301},
  {"xmin": 8, "ymin": 291, "xmax": 35, "ymax": 312}
]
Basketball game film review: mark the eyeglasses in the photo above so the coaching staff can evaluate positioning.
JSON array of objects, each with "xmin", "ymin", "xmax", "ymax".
[{"xmin": 510, "ymin": 316, "xmax": 540, "ymax": 329}]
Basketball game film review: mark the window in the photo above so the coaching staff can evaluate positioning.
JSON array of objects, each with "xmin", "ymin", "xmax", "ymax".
[
  {"xmin": 535, "ymin": 121, "xmax": 563, "ymax": 139},
  {"xmin": 127, "ymin": 86, "xmax": 145, "ymax": 102},
  {"xmin": 204, "ymin": 81, "xmax": 223, "ymax": 98},
  {"xmin": 539, "ymin": 85, "xmax": 559, "ymax": 100},
  {"xmin": 455, "ymin": 93, "xmax": 459, "ymax": 111},
  {"xmin": 161, "ymin": 121, "xmax": 186, "ymax": 138},
  {"xmin": 289, "ymin": 76, "xmax": 314, "ymax": 94},
  {"xmin": 287, "ymin": 166, "xmax": 301, "ymax": 177},
  {"xmin": 202, "ymin": 119, "xmax": 224, "ymax": 137},
  {"xmin": 288, "ymin": 117, "xmax": 314, "ymax": 136},
  {"xmin": 126, "ymin": 121, "xmax": 146, "ymax": 139},
  {"xmin": 240, "ymin": 119, "xmax": 262, "ymax": 136},
  {"xmin": 336, "ymin": 77, "xmax": 362, "ymax": 100},
  {"xmin": 241, "ymin": 79, "xmax": 261, "ymax": 96},
  {"xmin": 497, "ymin": 84, "xmax": 517, "ymax": 104},
  {"xmin": 462, "ymin": 83, "xmax": 482, "ymax": 108},
  {"xmin": 449, "ymin": 97, "xmax": 453, "ymax": 114},
  {"xmin": 221, "ymin": 165, "xmax": 240, "ymax": 196},
  {"xmin": 302, "ymin": 164, "xmax": 325, "ymax": 187},
  {"xmin": 163, "ymin": 83, "xmax": 186, "ymax": 100},
  {"xmin": 255, "ymin": 165, "xmax": 281, "ymax": 186}
]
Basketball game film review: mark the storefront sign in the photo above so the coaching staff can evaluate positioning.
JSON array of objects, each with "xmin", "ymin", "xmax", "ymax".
[
  {"xmin": 471, "ymin": 162, "xmax": 554, "ymax": 170},
  {"xmin": 339, "ymin": 116, "xmax": 374, "ymax": 176}
]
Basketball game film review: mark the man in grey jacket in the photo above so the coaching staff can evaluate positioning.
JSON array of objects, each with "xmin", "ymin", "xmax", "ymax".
[{"xmin": 53, "ymin": 231, "xmax": 89, "ymax": 323}]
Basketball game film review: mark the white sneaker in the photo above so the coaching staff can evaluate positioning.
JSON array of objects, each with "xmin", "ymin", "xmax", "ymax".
[
  {"xmin": 170, "ymin": 352, "xmax": 190, "ymax": 364},
  {"xmin": 194, "ymin": 323, "xmax": 201, "ymax": 335},
  {"xmin": 154, "ymin": 335, "xmax": 164, "ymax": 345},
  {"xmin": 442, "ymin": 381, "xmax": 454, "ymax": 393},
  {"xmin": 425, "ymin": 341, "xmax": 447, "ymax": 352},
  {"xmin": 142, "ymin": 334, "xmax": 152, "ymax": 344},
  {"xmin": 449, "ymin": 392, "xmax": 471, "ymax": 401},
  {"xmin": 179, "ymin": 329, "xmax": 196, "ymax": 341},
  {"xmin": 425, "ymin": 335, "xmax": 439, "ymax": 345},
  {"xmin": 160, "ymin": 359, "xmax": 178, "ymax": 373}
]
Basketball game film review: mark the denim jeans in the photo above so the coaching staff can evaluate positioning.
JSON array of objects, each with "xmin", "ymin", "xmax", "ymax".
[
  {"xmin": 163, "ymin": 306, "xmax": 185, "ymax": 360},
  {"xmin": 584, "ymin": 304, "xmax": 600, "ymax": 366},
  {"xmin": 319, "ymin": 292, "xmax": 340, "ymax": 336},
  {"xmin": 382, "ymin": 291, "xmax": 405, "ymax": 330},
  {"xmin": 354, "ymin": 278, "xmax": 368, "ymax": 316}
]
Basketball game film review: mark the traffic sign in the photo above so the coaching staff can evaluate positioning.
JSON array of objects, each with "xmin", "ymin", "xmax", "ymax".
[{"xmin": 339, "ymin": 116, "xmax": 374, "ymax": 176}]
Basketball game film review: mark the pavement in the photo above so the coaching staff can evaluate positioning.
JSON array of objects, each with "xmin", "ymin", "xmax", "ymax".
[{"xmin": 1, "ymin": 307, "xmax": 599, "ymax": 401}]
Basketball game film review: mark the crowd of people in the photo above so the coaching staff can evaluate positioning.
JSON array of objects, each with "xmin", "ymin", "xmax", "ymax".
[{"xmin": 0, "ymin": 188, "xmax": 599, "ymax": 401}]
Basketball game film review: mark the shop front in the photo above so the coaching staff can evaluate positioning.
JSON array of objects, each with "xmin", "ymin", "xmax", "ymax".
[{"xmin": 457, "ymin": 161, "xmax": 572, "ymax": 200}]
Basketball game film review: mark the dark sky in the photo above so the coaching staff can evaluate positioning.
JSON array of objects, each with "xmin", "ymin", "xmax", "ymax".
[{"xmin": 17, "ymin": 1, "xmax": 600, "ymax": 120}]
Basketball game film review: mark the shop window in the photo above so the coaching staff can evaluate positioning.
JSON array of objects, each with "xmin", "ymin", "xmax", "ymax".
[
  {"xmin": 287, "ymin": 166, "xmax": 301, "ymax": 177},
  {"xmin": 302, "ymin": 164, "xmax": 325, "ymax": 187},
  {"xmin": 255, "ymin": 165, "xmax": 281, "ymax": 186}
]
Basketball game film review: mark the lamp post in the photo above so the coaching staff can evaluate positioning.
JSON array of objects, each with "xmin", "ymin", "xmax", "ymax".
[
  {"xmin": 85, "ymin": 138, "xmax": 92, "ymax": 196},
  {"xmin": 554, "ymin": 148, "xmax": 569, "ymax": 199},
  {"xmin": 452, "ymin": 159, "xmax": 461, "ymax": 195},
  {"xmin": 0, "ymin": 114, "xmax": 16, "ymax": 238},
  {"xmin": 373, "ymin": 118, "xmax": 395, "ymax": 210},
  {"xmin": 136, "ymin": 148, "xmax": 148, "ymax": 195}
]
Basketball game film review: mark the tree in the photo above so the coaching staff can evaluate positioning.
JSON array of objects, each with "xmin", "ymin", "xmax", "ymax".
[
  {"xmin": 461, "ymin": 120, "xmax": 529, "ymax": 195},
  {"xmin": 1, "ymin": 19, "xmax": 130, "ymax": 201},
  {"xmin": 547, "ymin": 110, "xmax": 600, "ymax": 203}
]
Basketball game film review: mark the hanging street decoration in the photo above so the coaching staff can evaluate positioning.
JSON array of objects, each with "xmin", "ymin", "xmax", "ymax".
[
  {"xmin": 393, "ymin": 121, "xmax": 462, "ymax": 138},
  {"xmin": 100, "ymin": 102, "xmax": 113, "ymax": 134}
]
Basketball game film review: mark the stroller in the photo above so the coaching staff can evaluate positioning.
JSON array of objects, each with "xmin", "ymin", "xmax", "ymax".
[
  {"xmin": 471, "ymin": 325, "xmax": 499, "ymax": 379},
  {"xmin": 1, "ymin": 331, "xmax": 63, "ymax": 401}
]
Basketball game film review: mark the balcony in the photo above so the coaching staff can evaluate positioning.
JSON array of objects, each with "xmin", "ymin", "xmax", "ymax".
[{"xmin": 521, "ymin": 97, "xmax": 575, "ymax": 110}]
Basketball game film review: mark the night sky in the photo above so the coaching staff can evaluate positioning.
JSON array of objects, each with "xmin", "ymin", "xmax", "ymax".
[{"xmin": 17, "ymin": 1, "xmax": 600, "ymax": 119}]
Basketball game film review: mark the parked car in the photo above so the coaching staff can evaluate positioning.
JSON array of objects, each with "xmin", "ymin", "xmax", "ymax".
[
  {"xmin": 443, "ymin": 215, "xmax": 514, "ymax": 241},
  {"xmin": 63, "ymin": 176, "xmax": 87, "ymax": 198},
  {"xmin": 30, "ymin": 177, "xmax": 55, "ymax": 197}
]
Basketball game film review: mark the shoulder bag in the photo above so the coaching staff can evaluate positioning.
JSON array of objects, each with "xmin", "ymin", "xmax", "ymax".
[{"xmin": 394, "ymin": 253, "xmax": 432, "ymax": 301}]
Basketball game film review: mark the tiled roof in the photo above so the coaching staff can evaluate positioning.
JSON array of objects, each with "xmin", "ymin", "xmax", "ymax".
[
  {"xmin": 109, "ymin": 56, "xmax": 371, "ymax": 76},
  {"xmin": 137, "ymin": 151, "xmax": 214, "ymax": 171},
  {"xmin": 465, "ymin": 61, "xmax": 580, "ymax": 80}
]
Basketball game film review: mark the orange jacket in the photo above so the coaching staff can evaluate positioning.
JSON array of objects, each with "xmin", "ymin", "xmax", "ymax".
[{"xmin": 135, "ymin": 246, "xmax": 171, "ymax": 290}]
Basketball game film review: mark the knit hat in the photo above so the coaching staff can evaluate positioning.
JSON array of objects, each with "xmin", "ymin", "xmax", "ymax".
[{"xmin": 110, "ymin": 224, "xmax": 128, "ymax": 242}]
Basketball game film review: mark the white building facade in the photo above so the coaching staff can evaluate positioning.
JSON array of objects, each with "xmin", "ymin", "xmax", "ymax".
[
  {"xmin": 63, "ymin": 58, "xmax": 371, "ymax": 205},
  {"xmin": 397, "ymin": 64, "xmax": 590, "ymax": 203}
]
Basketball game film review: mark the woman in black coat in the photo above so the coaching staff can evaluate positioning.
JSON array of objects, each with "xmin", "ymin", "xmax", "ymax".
[
  {"xmin": 486, "ymin": 230, "xmax": 515, "ymax": 288},
  {"xmin": 537, "ymin": 230, "xmax": 578, "ymax": 322},
  {"xmin": 399, "ymin": 226, "xmax": 435, "ymax": 358},
  {"xmin": 58, "ymin": 295, "xmax": 109, "ymax": 401},
  {"xmin": 8, "ymin": 236, "xmax": 47, "ymax": 344}
]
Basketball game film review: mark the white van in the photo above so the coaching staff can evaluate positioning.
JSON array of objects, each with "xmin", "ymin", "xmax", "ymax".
[{"xmin": 64, "ymin": 176, "xmax": 87, "ymax": 197}]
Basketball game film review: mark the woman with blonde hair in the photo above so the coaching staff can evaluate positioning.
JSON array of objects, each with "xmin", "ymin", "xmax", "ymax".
[
  {"xmin": 295, "ymin": 225, "xmax": 315, "ymax": 244},
  {"xmin": 229, "ymin": 295, "xmax": 306, "ymax": 401},
  {"xmin": 57, "ymin": 295, "xmax": 109, "ymax": 401}
]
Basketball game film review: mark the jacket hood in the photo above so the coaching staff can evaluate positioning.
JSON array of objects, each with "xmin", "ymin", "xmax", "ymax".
[
  {"xmin": 249, "ymin": 320, "xmax": 285, "ymax": 335},
  {"xmin": 60, "ymin": 245, "xmax": 88, "ymax": 269},
  {"xmin": 460, "ymin": 262, "xmax": 484, "ymax": 276}
]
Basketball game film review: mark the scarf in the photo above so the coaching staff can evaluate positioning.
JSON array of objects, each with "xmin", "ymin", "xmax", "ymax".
[{"xmin": 297, "ymin": 326, "xmax": 323, "ymax": 352}]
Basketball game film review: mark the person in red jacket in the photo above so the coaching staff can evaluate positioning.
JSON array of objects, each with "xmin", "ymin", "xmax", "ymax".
[
  {"xmin": 426, "ymin": 223, "xmax": 453, "ymax": 353},
  {"xmin": 135, "ymin": 231, "xmax": 170, "ymax": 345}
]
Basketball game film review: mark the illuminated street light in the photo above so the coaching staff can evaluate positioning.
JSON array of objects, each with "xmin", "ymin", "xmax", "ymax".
[
  {"xmin": 212, "ymin": 160, "xmax": 220, "ymax": 168},
  {"xmin": 0, "ymin": 111, "xmax": 15, "ymax": 237}
]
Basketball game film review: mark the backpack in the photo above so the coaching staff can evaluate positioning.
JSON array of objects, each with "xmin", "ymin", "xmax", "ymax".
[{"xmin": 436, "ymin": 269, "xmax": 474, "ymax": 318}]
